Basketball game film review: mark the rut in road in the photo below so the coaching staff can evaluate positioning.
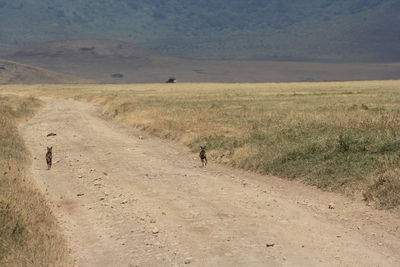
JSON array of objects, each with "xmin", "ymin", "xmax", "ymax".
[{"xmin": 21, "ymin": 97, "xmax": 400, "ymax": 266}]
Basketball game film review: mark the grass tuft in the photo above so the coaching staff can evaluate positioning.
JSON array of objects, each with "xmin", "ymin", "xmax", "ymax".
[{"xmin": 364, "ymin": 170, "xmax": 400, "ymax": 210}]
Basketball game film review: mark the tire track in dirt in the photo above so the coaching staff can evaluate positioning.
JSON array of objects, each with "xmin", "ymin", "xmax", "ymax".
[{"xmin": 21, "ymin": 97, "xmax": 400, "ymax": 266}]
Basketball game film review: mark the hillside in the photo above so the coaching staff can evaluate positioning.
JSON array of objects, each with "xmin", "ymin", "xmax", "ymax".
[
  {"xmin": 0, "ymin": 59, "xmax": 90, "ymax": 84},
  {"xmin": 3, "ymin": 40, "xmax": 400, "ymax": 83},
  {"xmin": 0, "ymin": 0, "xmax": 399, "ymax": 61}
]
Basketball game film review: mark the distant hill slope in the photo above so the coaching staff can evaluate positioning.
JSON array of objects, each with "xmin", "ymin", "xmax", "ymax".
[
  {"xmin": 0, "ymin": 59, "xmax": 90, "ymax": 84},
  {"xmin": 3, "ymin": 40, "xmax": 400, "ymax": 83},
  {"xmin": 0, "ymin": 0, "xmax": 399, "ymax": 61}
]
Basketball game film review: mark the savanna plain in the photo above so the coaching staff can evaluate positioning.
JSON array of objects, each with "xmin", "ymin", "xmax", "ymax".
[
  {"xmin": 1, "ymin": 80, "xmax": 400, "ymax": 266},
  {"xmin": 6, "ymin": 80, "xmax": 400, "ymax": 208}
]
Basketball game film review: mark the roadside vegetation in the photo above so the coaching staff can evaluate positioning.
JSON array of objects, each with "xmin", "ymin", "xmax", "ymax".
[
  {"xmin": 3, "ymin": 80, "xmax": 400, "ymax": 210},
  {"xmin": 0, "ymin": 95, "xmax": 70, "ymax": 266}
]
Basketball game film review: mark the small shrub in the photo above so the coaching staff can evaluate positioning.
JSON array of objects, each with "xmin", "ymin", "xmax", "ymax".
[
  {"xmin": 338, "ymin": 134, "xmax": 352, "ymax": 152},
  {"xmin": 378, "ymin": 141, "xmax": 400, "ymax": 153},
  {"xmin": 349, "ymin": 104, "xmax": 358, "ymax": 111}
]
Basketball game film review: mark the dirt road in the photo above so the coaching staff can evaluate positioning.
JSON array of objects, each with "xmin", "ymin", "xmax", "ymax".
[{"xmin": 21, "ymin": 97, "xmax": 400, "ymax": 266}]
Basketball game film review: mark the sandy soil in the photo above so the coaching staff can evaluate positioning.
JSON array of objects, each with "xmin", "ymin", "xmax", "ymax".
[{"xmin": 21, "ymin": 97, "xmax": 400, "ymax": 267}]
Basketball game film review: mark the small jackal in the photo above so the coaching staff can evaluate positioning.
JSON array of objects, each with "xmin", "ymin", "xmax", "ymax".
[
  {"xmin": 46, "ymin": 147, "xmax": 53, "ymax": 170},
  {"xmin": 199, "ymin": 146, "xmax": 207, "ymax": 167}
]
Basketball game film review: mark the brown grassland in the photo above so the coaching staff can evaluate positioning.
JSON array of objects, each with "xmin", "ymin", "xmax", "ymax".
[
  {"xmin": 2, "ymin": 80, "xmax": 400, "ymax": 211},
  {"xmin": 0, "ymin": 95, "xmax": 70, "ymax": 266}
]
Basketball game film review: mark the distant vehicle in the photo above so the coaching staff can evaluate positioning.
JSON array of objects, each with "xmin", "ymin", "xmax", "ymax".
[
  {"xmin": 166, "ymin": 77, "xmax": 177, "ymax": 83},
  {"xmin": 111, "ymin": 73, "xmax": 124, "ymax": 78}
]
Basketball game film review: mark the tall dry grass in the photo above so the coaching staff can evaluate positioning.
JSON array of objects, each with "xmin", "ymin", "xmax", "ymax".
[
  {"xmin": 3, "ymin": 81, "xmax": 400, "ymax": 210},
  {"xmin": 0, "ymin": 95, "xmax": 71, "ymax": 266}
]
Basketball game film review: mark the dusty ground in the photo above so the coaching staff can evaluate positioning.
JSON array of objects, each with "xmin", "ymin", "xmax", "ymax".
[{"xmin": 21, "ymin": 97, "xmax": 400, "ymax": 267}]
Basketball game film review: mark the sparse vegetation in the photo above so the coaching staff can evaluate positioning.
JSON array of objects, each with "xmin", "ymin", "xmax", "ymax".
[
  {"xmin": 364, "ymin": 169, "xmax": 400, "ymax": 210},
  {"xmin": 0, "ymin": 95, "xmax": 71, "ymax": 266},
  {"xmin": 2, "ymin": 80, "xmax": 400, "ymax": 210}
]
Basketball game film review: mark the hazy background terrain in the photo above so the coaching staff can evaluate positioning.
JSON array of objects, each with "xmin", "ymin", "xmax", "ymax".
[
  {"xmin": 1, "ymin": 0, "xmax": 400, "ymax": 62},
  {"xmin": 3, "ymin": 39, "xmax": 400, "ymax": 83}
]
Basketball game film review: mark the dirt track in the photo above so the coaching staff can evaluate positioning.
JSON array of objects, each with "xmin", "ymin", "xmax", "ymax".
[{"xmin": 21, "ymin": 97, "xmax": 400, "ymax": 266}]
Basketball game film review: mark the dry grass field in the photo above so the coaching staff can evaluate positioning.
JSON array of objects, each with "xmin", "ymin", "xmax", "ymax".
[
  {"xmin": 2, "ymin": 80, "xmax": 400, "ymax": 210},
  {"xmin": 0, "ymin": 95, "xmax": 70, "ymax": 266}
]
